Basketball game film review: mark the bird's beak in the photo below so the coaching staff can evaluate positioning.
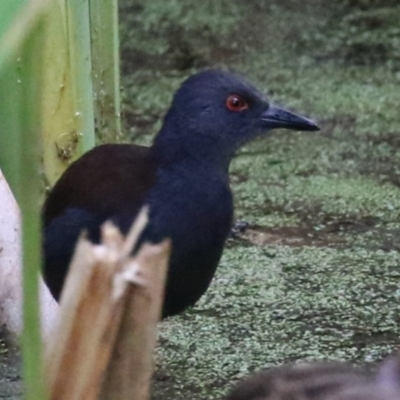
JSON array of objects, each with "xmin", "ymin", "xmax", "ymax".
[{"xmin": 260, "ymin": 105, "xmax": 319, "ymax": 131}]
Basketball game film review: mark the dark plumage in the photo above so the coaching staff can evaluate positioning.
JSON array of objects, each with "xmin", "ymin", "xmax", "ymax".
[{"xmin": 43, "ymin": 70, "xmax": 319, "ymax": 318}]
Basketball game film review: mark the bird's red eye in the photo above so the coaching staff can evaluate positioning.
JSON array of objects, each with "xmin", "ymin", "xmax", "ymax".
[{"xmin": 226, "ymin": 95, "xmax": 248, "ymax": 112}]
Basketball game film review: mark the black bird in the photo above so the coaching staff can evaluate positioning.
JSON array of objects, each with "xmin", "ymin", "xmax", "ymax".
[{"xmin": 43, "ymin": 70, "xmax": 319, "ymax": 318}]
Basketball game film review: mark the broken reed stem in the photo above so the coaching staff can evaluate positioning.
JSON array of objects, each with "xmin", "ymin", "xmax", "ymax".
[
  {"xmin": 44, "ymin": 209, "xmax": 170, "ymax": 400},
  {"xmin": 99, "ymin": 240, "xmax": 170, "ymax": 400}
]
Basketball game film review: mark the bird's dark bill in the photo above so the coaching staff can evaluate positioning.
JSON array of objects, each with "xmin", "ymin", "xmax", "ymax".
[{"xmin": 260, "ymin": 105, "xmax": 319, "ymax": 131}]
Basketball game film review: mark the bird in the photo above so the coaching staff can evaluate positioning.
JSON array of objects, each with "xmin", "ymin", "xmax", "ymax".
[
  {"xmin": 42, "ymin": 69, "xmax": 319, "ymax": 318},
  {"xmin": 224, "ymin": 355, "xmax": 400, "ymax": 400}
]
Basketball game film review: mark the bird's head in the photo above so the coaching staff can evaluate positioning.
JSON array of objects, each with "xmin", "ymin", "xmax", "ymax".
[{"xmin": 153, "ymin": 70, "xmax": 319, "ymax": 167}]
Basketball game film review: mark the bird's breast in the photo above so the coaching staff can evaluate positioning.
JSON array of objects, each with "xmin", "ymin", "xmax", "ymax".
[
  {"xmin": 123, "ymin": 164, "xmax": 235, "ymax": 317},
  {"xmin": 144, "ymin": 168, "xmax": 234, "ymax": 248}
]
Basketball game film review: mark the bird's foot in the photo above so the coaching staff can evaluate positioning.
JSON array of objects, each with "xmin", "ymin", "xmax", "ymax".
[{"xmin": 230, "ymin": 220, "xmax": 250, "ymax": 238}]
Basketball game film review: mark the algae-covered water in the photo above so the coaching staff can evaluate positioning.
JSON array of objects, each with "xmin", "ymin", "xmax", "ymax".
[{"xmin": 2, "ymin": 0, "xmax": 400, "ymax": 399}]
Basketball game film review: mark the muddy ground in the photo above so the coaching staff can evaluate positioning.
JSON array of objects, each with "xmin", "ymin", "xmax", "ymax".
[{"xmin": 2, "ymin": 0, "xmax": 400, "ymax": 399}]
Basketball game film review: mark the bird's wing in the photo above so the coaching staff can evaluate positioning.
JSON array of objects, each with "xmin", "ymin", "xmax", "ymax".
[{"xmin": 42, "ymin": 144, "xmax": 156, "ymax": 226}]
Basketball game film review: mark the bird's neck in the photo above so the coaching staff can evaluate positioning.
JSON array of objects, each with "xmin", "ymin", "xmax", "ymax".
[{"xmin": 150, "ymin": 114, "xmax": 235, "ymax": 175}]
